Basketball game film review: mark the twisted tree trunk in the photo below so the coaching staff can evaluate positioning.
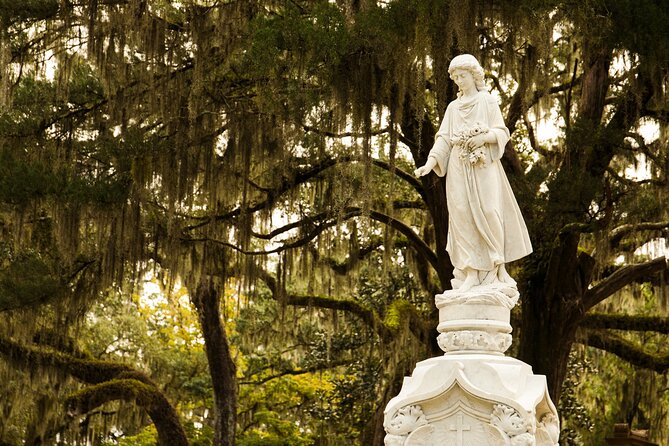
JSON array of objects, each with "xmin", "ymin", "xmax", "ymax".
[
  {"xmin": 519, "ymin": 40, "xmax": 614, "ymax": 401},
  {"xmin": 191, "ymin": 280, "xmax": 238, "ymax": 446}
]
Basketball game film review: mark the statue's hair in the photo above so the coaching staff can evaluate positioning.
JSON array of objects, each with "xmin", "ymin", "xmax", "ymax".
[{"xmin": 448, "ymin": 54, "xmax": 486, "ymax": 96}]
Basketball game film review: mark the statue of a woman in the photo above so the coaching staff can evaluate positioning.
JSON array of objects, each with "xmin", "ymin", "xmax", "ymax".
[{"xmin": 414, "ymin": 54, "xmax": 532, "ymax": 292}]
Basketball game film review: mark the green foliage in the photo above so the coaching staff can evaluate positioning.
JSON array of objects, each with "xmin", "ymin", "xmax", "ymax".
[
  {"xmin": 114, "ymin": 425, "xmax": 158, "ymax": 446},
  {"xmin": 0, "ymin": 149, "xmax": 130, "ymax": 207},
  {"xmin": 326, "ymin": 360, "xmax": 383, "ymax": 435},
  {"xmin": 356, "ymin": 258, "xmax": 426, "ymax": 318},
  {"xmin": 241, "ymin": 2, "xmax": 350, "ymax": 120},
  {"xmin": 0, "ymin": 0, "xmax": 58, "ymax": 23},
  {"xmin": 79, "ymin": 284, "xmax": 213, "ymax": 442},
  {"xmin": 384, "ymin": 298, "xmax": 414, "ymax": 330},
  {"xmin": 0, "ymin": 251, "xmax": 66, "ymax": 311},
  {"xmin": 0, "ymin": 72, "xmax": 130, "ymax": 209},
  {"xmin": 605, "ymin": 0, "xmax": 669, "ymax": 61},
  {"xmin": 110, "ymin": 422, "xmax": 213, "ymax": 446},
  {"xmin": 558, "ymin": 351, "xmax": 596, "ymax": 445},
  {"xmin": 569, "ymin": 282, "xmax": 669, "ymax": 445},
  {"xmin": 1, "ymin": 0, "xmax": 669, "ymax": 444}
]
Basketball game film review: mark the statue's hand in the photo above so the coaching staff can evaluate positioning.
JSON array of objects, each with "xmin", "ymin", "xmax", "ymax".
[
  {"xmin": 466, "ymin": 134, "xmax": 487, "ymax": 150},
  {"xmin": 414, "ymin": 157, "xmax": 437, "ymax": 177}
]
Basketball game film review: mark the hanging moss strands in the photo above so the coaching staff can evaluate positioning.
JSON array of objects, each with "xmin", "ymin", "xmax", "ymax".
[{"xmin": 0, "ymin": 0, "xmax": 668, "ymax": 444}]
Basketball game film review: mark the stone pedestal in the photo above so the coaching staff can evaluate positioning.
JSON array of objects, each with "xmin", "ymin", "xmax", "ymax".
[{"xmin": 383, "ymin": 285, "xmax": 560, "ymax": 446}]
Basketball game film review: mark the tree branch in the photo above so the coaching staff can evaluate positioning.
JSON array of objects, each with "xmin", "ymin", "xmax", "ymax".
[
  {"xmin": 577, "ymin": 329, "xmax": 669, "ymax": 373},
  {"xmin": 66, "ymin": 378, "xmax": 159, "ymax": 415},
  {"xmin": 245, "ymin": 199, "xmax": 424, "ymax": 243},
  {"xmin": 286, "ymin": 293, "xmax": 394, "ymax": 340},
  {"xmin": 285, "ymin": 293, "xmax": 432, "ymax": 346},
  {"xmin": 311, "ymin": 238, "xmax": 384, "ymax": 275},
  {"xmin": 240, "ymin": 359, "xmax": 351, "ymax": 385},
  {"xmin": 363, "ymin": 208, "xmax": 438, "ymax": 272},
  {"xmin": 606, "ymin": 167, "xmax": 667, "ymax": 188},
  {"xmin": 191, "ymin": 207, "xmax": 439, "ymax": 273},
  {"xmin": 623, "ymin": 132, "xmax": 664, "ymax": 165},
  {"xmin": 609, "ymin": 222, "xmax": 669, "ymax": 250},
  {"xmin": 302, "ymin": 124, "xmax": 391, "ymax": 139},
  {"xmin": 184, "ymin": 156, "xmax": 423, "ymax": 231},
  {"xmin": 583, "ymin": 257, "xmax": 667, "ymax": 310},
  {"xmin": 0, "ymin": 337, "xmax": 189, "ymax": 446},
  {"xmin": 314, "ymin": 239, "xmax": 412, "ymax": 275},
  {"xmin": 528, "ymin": 76, "xmax": 583, "ymax": 110},
  {"xmin": 581, "ymin": 313, "xmax": 669, "ymax": 334},
  {"xmin": 249, "ymin": 263, "xmax": 432, "ymax": 345}
]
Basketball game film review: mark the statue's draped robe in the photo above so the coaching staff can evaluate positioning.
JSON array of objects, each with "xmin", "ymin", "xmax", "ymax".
[{"xmin": 428, "ymin": 91, "xmax": 532, "ymax": 276}]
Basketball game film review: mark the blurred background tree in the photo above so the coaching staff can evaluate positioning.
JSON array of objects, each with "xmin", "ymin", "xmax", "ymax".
[{"xmin": 0, "ymin": 0, "xmax": 668, "ymax": 445}]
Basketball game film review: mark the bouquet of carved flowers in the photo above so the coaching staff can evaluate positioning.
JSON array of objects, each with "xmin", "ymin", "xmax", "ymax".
[{"xmin": 452, "ymin": 121, "xmax": 489, "ymax": 166}]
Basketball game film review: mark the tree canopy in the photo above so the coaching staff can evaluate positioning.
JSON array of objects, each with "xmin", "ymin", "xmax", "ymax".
[{"xmin": 1, "ymin": 0, "xmax": 668, "ymax": 445}]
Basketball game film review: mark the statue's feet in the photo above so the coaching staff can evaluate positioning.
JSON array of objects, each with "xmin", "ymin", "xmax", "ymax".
[
  {"xmin": 497, "ymin": 265, "xmax": 517, "ymax": 287},
  {"xmin": 458, "ymin": 271, "xmax": 480, "ymax": 292}
]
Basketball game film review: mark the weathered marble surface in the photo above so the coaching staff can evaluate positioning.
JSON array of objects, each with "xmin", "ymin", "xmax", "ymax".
[
  {"xmin": 384, "ymin": 355, "xmax": 559, "ymax": 446},
  {"xmin": 414, "ymin": 54, "xmax": 532, "ymax": 293},
  {"xmin": 389, "ymin": 54, "xmax": 559, "ymax": 446}
]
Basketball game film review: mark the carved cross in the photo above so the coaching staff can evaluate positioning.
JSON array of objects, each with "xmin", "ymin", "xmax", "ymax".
[{"xmin": 448, "ymin": 413, "xmax": 471, "ymax": 446}]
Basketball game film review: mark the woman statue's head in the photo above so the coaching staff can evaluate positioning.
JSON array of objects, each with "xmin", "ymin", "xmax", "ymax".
[{"xmin": 448, "ymin": 54, "xmax": 486, "ymax": 95}]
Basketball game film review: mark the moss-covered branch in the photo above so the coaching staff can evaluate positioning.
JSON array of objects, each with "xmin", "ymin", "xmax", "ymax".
[
  {"xmin": 286, "ymin": 293, "xmax": 395, "ymax": 341},
  {"xmin": 191, "ymin": 206, "xmax": 439, "ymax": 274},
  {"xmin": 363, "ymin": 208, "xmax": 439, "ymax": 272},
  {"xmin": 580, "ymin": 313, "xmax": 669, "ymax": 334},
  {"xmin": 287, "ymin": 294, "xmax": 433, "ymax": 346},
  {"xmin": 65, "ymin": 378, "xmax": 155, "ymax": 413},
  {"xmin": 184, "ymin": 155, "xmax": 424, "ymax": 232},
  {"xmin": 583, "ymin": 257, "xmax": 667, "ymax": 310},
  {"xmin": 608, "ymin": 221, "xmax": 669, "ymax": 251},
  {"xmin": 312, "ymin": 238, "xmax": 409, "ymax": 275},
  {"xmin": 578, "ymin": 329, "xmax": 669, "ymax": 373},
  {"xmin": 66, "ymin": 379, "xmax": 188, "ymax": 446},
  {"xmin": 302, "ymin": 124, "xmax": 391, "ymax": 139},
  {"xmin": 0, "ymin": 337, "xmax": 189, "ymax": 446},
  {"xmin": 251, "ymin": 262, "xmax": 432, "ymax": 344}
]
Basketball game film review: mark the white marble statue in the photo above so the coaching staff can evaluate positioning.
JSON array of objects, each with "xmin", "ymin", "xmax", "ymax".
[{"xmin": 414, "ymin": 54, "xmax": 532, "ymax": 292}]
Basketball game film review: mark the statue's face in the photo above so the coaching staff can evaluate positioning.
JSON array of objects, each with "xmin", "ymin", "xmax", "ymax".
[{"xmin": 450, "ymin": 68, "xmax": 475, "ymax": 92}]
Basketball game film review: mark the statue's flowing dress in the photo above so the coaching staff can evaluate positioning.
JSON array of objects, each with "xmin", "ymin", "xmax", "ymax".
[{"xmin": 428, "ymin": 91, "xmax": 532, "ymax": 275}]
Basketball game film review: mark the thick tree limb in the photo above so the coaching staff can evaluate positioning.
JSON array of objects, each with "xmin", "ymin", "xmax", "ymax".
[
  {"xmin": 583, "ymin": 257, "xmax": 667, "ymax": 310},
  {"xmin": 609, "ymin": 221, "xmax": 669, "ymax": 250},
  {"xmin": 363, "ymin": 208, "xmax": 438, "ymax": 271},
  {"xmin": 286, "ymin": 293, "xmax": 394, "ymax": 341},
  {"xmin": 190, "ymin": 281, "xmax": 237, "ymax": 446},
  {"xmin": 578, "ymin": 329, "xmax": 669, "ymax": 373},
  {"xmin": 606, "ymin": 167, "xmax": 667, "ymax": 188},
  {"xmin": 314, "ymin": 239, "xmax": 412, "ymax": 275},
  {"xmin": 581, "ymin": 313, "xmax": 669, "ymax": 334},
  {"xmin": 248, "ymin": 209, "xmax": 340, "ymax": 241},
  {"xmin": 185, "ymin": 157, "xmax": 340, "ymax": 230},
  {"xmin": 311, "ymin": 238, "xmax": 383, "ymax": 275},
  {"xmin": 250, "ymin": 263, "xmax": 432, "ymax": 345},
  {"xmin": 286, "ymin": 293, "xmax": 433, "ymax": 346},
  {"xmin": 192, "ymin": 207, "xmax": 439, "ymax": 273},
  {"xmin": 185, "ymin": 156, "xmax": 423, "ymax": 231},
  {"xmin": 606, "ymin": 63, "xmax": 658, "ymax": 135},
  {"xmin": 72, "ymin": 380, "xmax": 187, "ymax": 443},
  {"xmin": 248, "ymin": 201, "xmax": 424, "ymax": 242},
  {"xmin": 0, "ymin": 337, "xmax": 189, "ymax": 446},
  {"xmin": 623, "ymin": 132, "xmax": 664, "ymax": 165},
  {"xmin": 505, "ymin": 45, "xmax": 538, "ymax": 138}
]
